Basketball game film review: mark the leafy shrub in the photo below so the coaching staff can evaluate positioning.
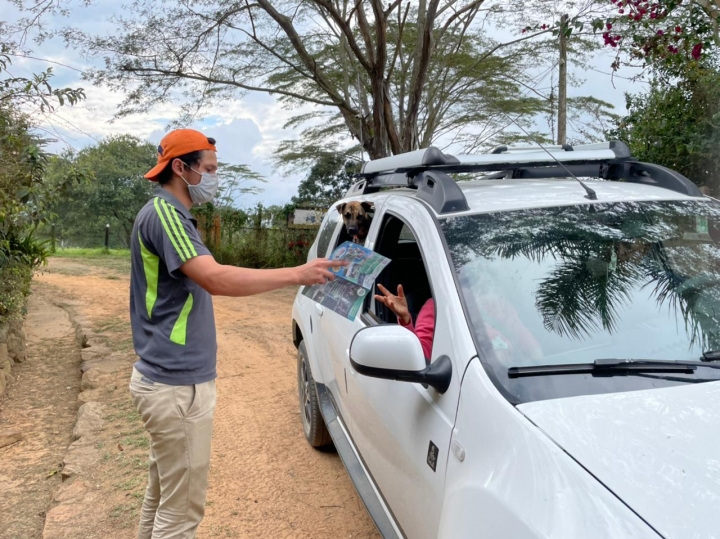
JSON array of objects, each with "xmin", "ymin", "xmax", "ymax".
[
  {"xmin": 211, "ymin": 229, "xmax": 314, "ymax": 269},
  {"xmin": 0, "ymin": 262, "xmax": 32, "ymax": 324}
]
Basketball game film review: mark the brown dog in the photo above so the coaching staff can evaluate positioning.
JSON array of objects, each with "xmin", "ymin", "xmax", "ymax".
[{"xmin": 337, "ymin": 201, "xmax": 373, "ymax": 243}]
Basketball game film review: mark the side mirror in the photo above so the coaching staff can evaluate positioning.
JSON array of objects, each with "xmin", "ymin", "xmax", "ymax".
[{"xmin": 349, "ymin": 325, "xmax": 452, "ymax": 394}]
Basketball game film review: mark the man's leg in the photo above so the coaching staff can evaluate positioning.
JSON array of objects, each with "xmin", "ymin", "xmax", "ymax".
[
  {"xmin": 137, "ymin": 446, "xmax": 160, "ymax": 539},
  {"xmin": 130, "ymin": 368, "xmax": 216, "ymax": 539}
]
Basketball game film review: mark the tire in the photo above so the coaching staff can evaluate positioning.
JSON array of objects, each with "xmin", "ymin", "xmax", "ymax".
[{"xmin": 297, "ymin": 341, "xmax": 332, "ymax": 448}]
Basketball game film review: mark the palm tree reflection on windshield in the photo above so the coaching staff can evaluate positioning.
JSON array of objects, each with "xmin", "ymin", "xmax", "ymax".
[{"xmin": 443, "ymin": 200, "xmax": 720, "ymax": 350}]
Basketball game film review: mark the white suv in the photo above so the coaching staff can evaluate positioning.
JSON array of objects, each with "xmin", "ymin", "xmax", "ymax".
[{"xmin": 291, "ymin": 142, "xmax": 720, "ymax": 539}]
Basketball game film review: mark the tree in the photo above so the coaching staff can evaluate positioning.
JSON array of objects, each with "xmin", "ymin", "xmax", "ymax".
[
  {"xmin": 57, "ymin": 0, "xmax": 561, "ymax": 162},
  {"xmin": 0, "ymin": 32, "xmax": 86, "ymax": 264},
  {"xmin": 292, "ymin": 154, "xmax": 359, "ymax": 208},
  {"xmin": 593, "ymin": 0, "xmax": 719, "ymax": 70},
  {"xmin": 47, "ymin": 136, "xmax": 158, "ymax": 246},
  {"xmin": 49, "ymin": 137, "xmax": 266, "ymax": 246},
  {"xmin": 610, "ymin": 59, "xmax": 720, "ymax": 193}
]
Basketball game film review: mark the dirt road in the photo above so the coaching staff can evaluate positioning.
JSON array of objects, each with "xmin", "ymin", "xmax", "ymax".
[{"xmin": 35, "ymin": 257, "xmax": 379, "ymax": 538}]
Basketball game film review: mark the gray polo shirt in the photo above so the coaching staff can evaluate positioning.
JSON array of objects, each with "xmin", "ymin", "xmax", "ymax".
[{"xmin": 129, "ymin": 188, "xmax": 217, "ymax": 385}]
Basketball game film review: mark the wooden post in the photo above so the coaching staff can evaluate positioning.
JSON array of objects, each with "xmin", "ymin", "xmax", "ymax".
[
  {"xmin": 557, "ymin": 13, "xmax": 568, "ymax": 146},
  {"xmin": 51, "ymin": 224, "xmax": 56, "ymax": 253},
  {"xmin": 213, "ymin": 214, "xmax": 221, "ymax": 250},
  {"xmin": 104, "ymin": 224, "xmax": 110, "ymax": 253}
]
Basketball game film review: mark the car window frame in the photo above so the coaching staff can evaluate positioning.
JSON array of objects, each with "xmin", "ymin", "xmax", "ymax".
[
  {"xmin": 362, "ymin": 208, "xmax": 439, "ymax": 362},
  {"xmin": 315, "ymin": 209, "xmax": 342, "ymax": 258}
]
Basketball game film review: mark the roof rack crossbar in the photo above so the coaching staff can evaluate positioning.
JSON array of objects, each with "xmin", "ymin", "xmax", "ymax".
[{"xmin": 343, "ymin": 140, "xmax": 702, "ymax": 212}]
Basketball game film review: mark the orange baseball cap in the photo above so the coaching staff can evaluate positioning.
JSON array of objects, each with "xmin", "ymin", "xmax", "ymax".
[{"xmin": 144, "ymin": 129, "xmax": 217, "ymax": 181}]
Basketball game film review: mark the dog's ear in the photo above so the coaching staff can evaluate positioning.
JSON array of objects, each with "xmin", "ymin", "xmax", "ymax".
[
  {"xmin": 361, "ymin": 201, "xmax": 374, "ymax": 214},
  {"xmin": 336, "ymin": 203, "xmax": 346, "ymax": 215}
]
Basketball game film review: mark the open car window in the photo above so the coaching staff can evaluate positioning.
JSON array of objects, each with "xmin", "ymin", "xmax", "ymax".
[{"xmin": 370, "ymin": 214, "xmax": 436, "ymax": 360}]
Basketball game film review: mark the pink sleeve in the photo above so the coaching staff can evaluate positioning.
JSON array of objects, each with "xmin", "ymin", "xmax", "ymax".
[{"xmin": 399, "ymin": 299, "xmax": 435, "ymax": 361}]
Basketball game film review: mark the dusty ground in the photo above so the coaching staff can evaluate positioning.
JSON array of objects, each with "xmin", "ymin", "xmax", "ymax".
[
  {"xmin": 19, "ymin": 256, "xmax": 379, "ymax": 538},
  {"xmin": 0, "ymin": 288, "xmax": 81, "ymax": 539}
]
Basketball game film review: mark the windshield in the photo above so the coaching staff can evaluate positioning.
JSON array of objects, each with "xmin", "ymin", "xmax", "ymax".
[{"xmin": 442, "ymin": 199, "xmax": 720, "ymax": 401}]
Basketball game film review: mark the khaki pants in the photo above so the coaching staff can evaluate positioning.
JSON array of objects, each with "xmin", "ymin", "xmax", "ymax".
[{"xmin": 129, "ymin": 367, "xmax": 216, "ymax": 539}]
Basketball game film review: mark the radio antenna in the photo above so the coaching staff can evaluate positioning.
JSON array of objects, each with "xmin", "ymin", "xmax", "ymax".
[{"xmin": 492, "ymin": 109, "xmax": 598, "ymax": 201}]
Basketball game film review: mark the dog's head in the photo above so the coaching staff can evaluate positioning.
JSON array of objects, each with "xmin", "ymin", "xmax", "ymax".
[{"xmin": 337, "ymin": 201, "xmax": 373, "ymax": 238}]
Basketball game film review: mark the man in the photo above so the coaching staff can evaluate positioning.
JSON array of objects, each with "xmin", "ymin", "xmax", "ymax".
[{"xmin": 128, "ymin": 129, "xmax": 339, "ymax": 539}]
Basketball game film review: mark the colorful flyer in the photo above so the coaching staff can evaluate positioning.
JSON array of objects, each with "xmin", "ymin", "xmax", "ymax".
[{"xmin": 303, "ymin": 242, "xmax": 390, "ymax": 321}]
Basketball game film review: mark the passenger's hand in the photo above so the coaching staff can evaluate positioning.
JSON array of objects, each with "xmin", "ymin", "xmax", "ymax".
[
  {"xmin": 295, "ymin": 258, "xmax": 347, "ymax": 286},
  {"xmin": 375, "ymin": 284, "xmax": 411, "ymax": 325}
]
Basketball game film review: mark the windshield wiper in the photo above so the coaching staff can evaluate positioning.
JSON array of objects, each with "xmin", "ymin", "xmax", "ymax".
[
  {"xmin": 701, "ymin": 350, "xmax": 720, "ymax": 362},
  {"xmin": 508, "ymin": 359, "xmax": 705, "ymax": 378}
]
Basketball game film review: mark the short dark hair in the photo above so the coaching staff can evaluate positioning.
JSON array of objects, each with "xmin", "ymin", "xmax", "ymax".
[{"xmin": 157, "ymin": 137, "xmax": 216, "ymax": 185}]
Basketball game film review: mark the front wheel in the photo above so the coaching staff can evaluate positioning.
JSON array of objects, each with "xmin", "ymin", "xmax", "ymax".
[{"xmin": 297, "ymin": 341, "xmax": 332, "ymax": 448}]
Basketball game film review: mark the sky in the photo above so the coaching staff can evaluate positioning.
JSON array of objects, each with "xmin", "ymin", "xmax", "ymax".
[{"xmin": 4, "ymin": 0, "xmax": 649, "ymax": 208}]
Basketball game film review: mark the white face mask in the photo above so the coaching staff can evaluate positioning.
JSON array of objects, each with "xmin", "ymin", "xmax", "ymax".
[{"xmin": 181, "ymin": 165, "xmax": 219, "ymax": 205}]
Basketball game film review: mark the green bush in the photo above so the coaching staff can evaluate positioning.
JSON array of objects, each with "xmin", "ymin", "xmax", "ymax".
[
  {"xmin": 211, "ymin": 229, "xmax": 314, "ymax": 268},
  {"xmin": 0, "ymin": 263, "xmax": 32, "ymax": 324}
]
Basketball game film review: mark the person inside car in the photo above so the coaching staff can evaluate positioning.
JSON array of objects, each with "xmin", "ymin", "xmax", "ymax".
[
  {"xmin": 375, "ymin": 284, "xmax": 435, "ymax": 362},
  {"xmin": 376, "ymin": 282, "xmax": 543, "ymax": 365}
]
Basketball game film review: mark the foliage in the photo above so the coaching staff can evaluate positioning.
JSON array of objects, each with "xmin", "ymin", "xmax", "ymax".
[
  {"xmin": 610, "ymin": 59, "xmax": 720, "ymax": 192},
  {"xmin": 45, "ymin": 135, "xmax": 158, "ymax": 247},
  {"xmin": 292, "ymin": 154, "xmax": 359, "ymax": 209},
  {"xmin": 592, "ymin": 0, "xmax": 719, "ymax": 70},
  {"xmin": 0, "ymin": 15, "xmax": 86, "ymax": 321},
  {"xmin": 0, "ymin": 262, "xmax": 32, "ymax": 324},
  {"xmin": 0, "ymin": 45, "xmax": 85, "ymax": 111}
]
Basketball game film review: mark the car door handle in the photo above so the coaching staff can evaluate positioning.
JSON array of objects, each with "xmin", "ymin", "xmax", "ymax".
[{"xmin": 314, "ymin": 304, "xmax": 324, "ymax": 316}]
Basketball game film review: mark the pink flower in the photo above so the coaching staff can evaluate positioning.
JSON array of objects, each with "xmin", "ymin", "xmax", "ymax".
[
  {"xmin": 675, "ymin": 26, "xmax": 682, "ymax": 33},
  {"xmin": 619, "ymin": 8, "xmax": 625, "ymax": 13},
  {"xmin": 692, "ymin": 42, "xmax": 703, "ymax": 59},
  {"xmin": 657, "ymin": 29, "xmax": 664, "ymax": 35},
  {"xmin": 650, "ymin": 12, "xmax": 658, "ymax": 18},
  {"xmin": 607, "ymin": 22, "xmax": 613, "ymax": 29}
]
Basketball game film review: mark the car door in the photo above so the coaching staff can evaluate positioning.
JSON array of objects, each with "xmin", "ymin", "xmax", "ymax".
[
  {"xmin": 300, "ymin": 209, "xmax": 342, "ymax": 391},
  {"xmin": 342, "ymin": 197, "xmax": 470, "ymax": 539},
  {"xmin": 317, "ymin": 197, "xmax": 385, "ymax": 429}
]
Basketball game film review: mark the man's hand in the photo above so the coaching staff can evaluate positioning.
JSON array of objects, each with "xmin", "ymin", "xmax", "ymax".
[
  {"xmin": 294, "ymin": 258, "xmax": 347, "ymax": 286},
  {"xmin": 375, "ymin": 284, "xmax": 411, "ymax": 325}
]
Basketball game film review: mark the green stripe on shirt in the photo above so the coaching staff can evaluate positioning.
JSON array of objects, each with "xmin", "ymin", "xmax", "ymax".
[
  {"xmin": 158, "ymin": 199, "xmax": 193, "ymax": 261},
  {"xmin": 138, "ymin": 232, "xmax": 159, "ymax": 318},
  {"xmin": 162, "ymin": 199, "xmax": 198, "ymax": 258},
  {"xmin": 170, "ymin": 293, "xmax": 194, "ymax": 345},
  {"xmin": 153, "ymin": 198, "xmax": 187, "ymax": 262}
]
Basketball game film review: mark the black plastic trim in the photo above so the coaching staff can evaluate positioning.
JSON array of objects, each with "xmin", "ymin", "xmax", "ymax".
[
  {"xmin": 609, "ymin": 140, "xmax": 632, "ymax": 159},
  {"xmin": 348, "ymin": 332, "xmax": 453, "ymax": 393},
  {"xmin": 421, "ymin": 146, "xmax": 461, "ymax": 166},
  {"xmin": 412, "ymin": 171, "xmax": 470, "ymax": 214},
  {"xmin": 626, "ymin": 161, "xmax": 703, "ymax": 197},
  {"xmin": 313, "ymin": 382, "xmax": 401, "ymax": 539}
]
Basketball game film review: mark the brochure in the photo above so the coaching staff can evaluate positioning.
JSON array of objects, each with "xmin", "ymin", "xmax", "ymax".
[{"xmin": 303, "ymin": 241, "xmax": 390, "ymax": 321}]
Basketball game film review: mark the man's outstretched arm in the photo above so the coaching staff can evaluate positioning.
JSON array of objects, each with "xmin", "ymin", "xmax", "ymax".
[{"xmin": 181, "ymin": 255, "xmax": 341, "ymax": 297}]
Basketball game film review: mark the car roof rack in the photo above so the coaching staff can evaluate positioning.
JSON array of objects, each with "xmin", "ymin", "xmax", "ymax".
[{"xmin": 345, "ymin": 141, "xmax": 703, "ymax": 214}]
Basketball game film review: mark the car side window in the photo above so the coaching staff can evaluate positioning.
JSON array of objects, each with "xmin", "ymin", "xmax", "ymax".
[
  {"xmin": 315, "ymin": 211, "xmax": 341, "ymax": 258},
  {"xmin": 370, "ymin": 214, "xmax": 436, "ymax": 361}
]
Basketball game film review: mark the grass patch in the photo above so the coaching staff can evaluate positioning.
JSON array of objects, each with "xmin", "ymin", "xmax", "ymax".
[
  {"xmin": 51, "ymin": 248, "xmax": 132, "ymax": 274},
  {"xmin": 52, "ymin": 248, "xmax": 130, "ymax": 259},
  {"xmin": 116, "ymin": 476, "xmax": 143, "ymax": 491},
  {"xmin": 121, "ymin": 433, "xmax": 150, "ymax": 449}
]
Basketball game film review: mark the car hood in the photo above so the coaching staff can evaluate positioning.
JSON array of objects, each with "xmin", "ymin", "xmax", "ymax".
[{"xmin": 517, "ymin": 381, "xmax": 720, "ymax": 539}]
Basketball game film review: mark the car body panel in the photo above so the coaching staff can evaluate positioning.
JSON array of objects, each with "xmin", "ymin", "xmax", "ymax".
[
  {"xmin": 439, "ymin": 360, "xmax": 661, "ymax": 539},
  {"xmin": 336, "ymin": 195, "xmax": 478, "ymax": 539},
  {"xmin": 518, "ymin": 381, "xmax": 720, "ymax": 539}
]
